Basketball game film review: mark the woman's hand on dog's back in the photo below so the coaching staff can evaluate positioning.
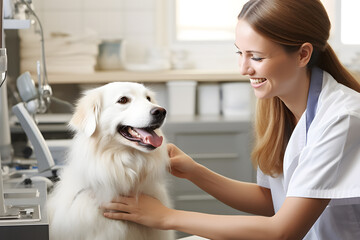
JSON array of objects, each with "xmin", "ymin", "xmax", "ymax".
[{"xmin": 167, "ymin": 143, "xmax": 200, "ymax": 180}]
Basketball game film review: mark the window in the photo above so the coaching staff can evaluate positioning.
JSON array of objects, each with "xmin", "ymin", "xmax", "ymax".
[
  {"xmin": 340, "ymin": 0, "xmax": 360, "ymax": 44},
  {"xmin": 174, "ymin": 0, "xmax": 247, "ymax": 41},
  {"xmin": 325, "ymin": 0, "xmax": 360, "ymax": 64}
]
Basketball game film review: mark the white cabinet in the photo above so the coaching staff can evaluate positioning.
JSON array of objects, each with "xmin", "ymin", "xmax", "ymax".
[{"xmin": 162, "ymin": 116, "xmax": 254, "ymax": 237}]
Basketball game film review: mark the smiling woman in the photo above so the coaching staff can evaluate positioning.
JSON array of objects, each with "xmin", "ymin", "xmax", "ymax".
[{"xmin": 239, "ymin": 0, "xmax": 360, "ymax": 177}]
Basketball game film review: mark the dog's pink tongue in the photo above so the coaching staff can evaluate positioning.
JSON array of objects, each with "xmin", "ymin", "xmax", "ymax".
[{"xmin": 134, "ymin": 128, "xmax": 163, "ymax": 148}]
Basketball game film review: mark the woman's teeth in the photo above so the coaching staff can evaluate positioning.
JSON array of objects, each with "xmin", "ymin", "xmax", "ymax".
[{"xmin": 250, "ymin": 78, "xmax": 267, "ymax": 84}]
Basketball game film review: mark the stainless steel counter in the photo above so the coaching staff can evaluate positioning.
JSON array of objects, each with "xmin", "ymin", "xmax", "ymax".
[{"xmin": 0, "ymin": 180, "xmax": 49, "ymax": 239}]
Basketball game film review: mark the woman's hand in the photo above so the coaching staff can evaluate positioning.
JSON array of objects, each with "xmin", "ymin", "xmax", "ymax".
[
  {"xmin": 167, "ymin": 143, "xmax": 199, "ymax": 180},
  {"xmin": 101, "ymin": 194, "xmax": 174, "ymax": 230}
]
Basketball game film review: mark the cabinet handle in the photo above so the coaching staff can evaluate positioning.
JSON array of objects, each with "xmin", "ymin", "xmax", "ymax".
[{"xmin": 189, "ymin": 153, "xmax": 239, "ymax": 160}]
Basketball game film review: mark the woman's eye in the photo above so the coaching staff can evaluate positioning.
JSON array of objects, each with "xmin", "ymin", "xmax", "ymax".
[
  {"xmin": 117, "ymin": 96, "xmax": 130, "ymax": 104},
  {"xmin": 251, "ymin": 57, "xmax": 264, "ymax": 62},
  {"xmin": 235, "ymin": 50, "xmax": 242, "ymax": 55},
  {"xmin": 146, "ymin": 96, "xmax": 151, "ymax": 102}
]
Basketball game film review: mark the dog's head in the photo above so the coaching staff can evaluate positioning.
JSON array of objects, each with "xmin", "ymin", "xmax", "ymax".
[{"xmin": 69, "ymin": 82, "xmax": 166, "ymax": 152}]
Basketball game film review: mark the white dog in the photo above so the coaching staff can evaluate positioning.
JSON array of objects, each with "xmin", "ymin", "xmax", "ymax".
[{"xmin": 47, "ymin": 82, "xmax": 174, "ymax": 240}]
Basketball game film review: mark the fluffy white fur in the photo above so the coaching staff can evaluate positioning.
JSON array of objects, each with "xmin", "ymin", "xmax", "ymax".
[{"xmin": 47, "ymin": 82, "xmax": 174, "ymax": 240}]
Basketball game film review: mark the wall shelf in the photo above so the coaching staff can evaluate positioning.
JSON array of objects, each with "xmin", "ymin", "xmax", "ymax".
[
  {"xmin": 29, "ymin": 69, "xmax": 360, "ymax": 85},
  {"xmin": 46, "ymin": 69, "xmax": 249, "ymax": 84}
]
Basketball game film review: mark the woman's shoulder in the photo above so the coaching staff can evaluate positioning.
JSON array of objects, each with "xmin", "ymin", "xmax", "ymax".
[
  {"xmin": 319, "ymin": 71, "xmax": 360, "ymax": 116},
  {"xmin": 309, "ymin": 71, "xmax": 360, "ymax": 137}
]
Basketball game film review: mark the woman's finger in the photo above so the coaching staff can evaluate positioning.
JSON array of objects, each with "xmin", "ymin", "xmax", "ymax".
[
  {"xmin": 167, "ymin": 143, "xmax": 183, "ymax": 157},
  {"xmin": 103, "ymin": 211, "xmax": 135, "ymax": 221},
  {"xmin": 101, "ymin": 202, "xmax": 131, "ymax": 213},
  {"xmin": 167, "ymin": 143, "xmax": 176, "ymax": 157}
]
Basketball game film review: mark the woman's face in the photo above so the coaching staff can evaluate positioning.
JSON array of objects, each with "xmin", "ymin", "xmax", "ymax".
[{"xmin": 235, "ymin": 19, "xmax": 302, "ymax": 100}]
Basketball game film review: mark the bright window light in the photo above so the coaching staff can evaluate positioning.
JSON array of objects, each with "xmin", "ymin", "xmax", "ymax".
[
  {"xmin": 341, "ymin": 0, "xmax": 360, "ymax": 44},
  {"xmin": 175, "ymin": 0, "xmax": 247, "ymax": 41}
]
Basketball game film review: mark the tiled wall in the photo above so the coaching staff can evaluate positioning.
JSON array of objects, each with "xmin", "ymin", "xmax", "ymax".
[
  {"xmin": 26, "ymin": 0, "xmax": 240, "ymax": 70},
  {"xmin": 31, "ymin": 0, "xmax": 159, "ymax": 63}
]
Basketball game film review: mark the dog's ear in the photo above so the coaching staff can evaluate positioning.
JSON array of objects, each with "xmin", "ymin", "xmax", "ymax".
[{"xmin": 69, "ymin": 89, "xmax": 102, "ymax": 137}]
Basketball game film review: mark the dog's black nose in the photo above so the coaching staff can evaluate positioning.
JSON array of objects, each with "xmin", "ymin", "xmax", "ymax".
[
  {"xmin": 151, "ymin": 107, "xmax": 166, "ymax": 118},
  {"xmin": 150, "ymin": 107, "xmax": 167, "ymax": 122}
]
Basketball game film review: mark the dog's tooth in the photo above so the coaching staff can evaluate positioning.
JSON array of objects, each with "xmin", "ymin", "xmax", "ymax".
[{"xmin": 128, "ymin": 127, "xmax": 141, "ymax": 138}]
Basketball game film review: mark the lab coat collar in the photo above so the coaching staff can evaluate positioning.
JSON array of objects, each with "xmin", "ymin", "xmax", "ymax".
[{"xmin": 305, "ymin": 67, "xmax": 323, "ymax": 143}]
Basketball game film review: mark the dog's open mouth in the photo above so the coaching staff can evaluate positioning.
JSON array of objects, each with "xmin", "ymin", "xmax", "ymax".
[{"xmin": 117, "ymin": 126, "xmax": 163, "ymax": 150}]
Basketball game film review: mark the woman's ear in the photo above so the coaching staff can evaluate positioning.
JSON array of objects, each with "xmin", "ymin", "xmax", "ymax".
[
  {"xmin": 69, "ymin": 89, "xmax": 102, "ymax": 137},
  {"xmin": 298, "ymin": 42, "xmax": 313, "ymax": 67}
]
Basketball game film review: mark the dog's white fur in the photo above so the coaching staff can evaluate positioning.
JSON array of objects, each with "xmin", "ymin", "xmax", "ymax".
[{"xmin": 47, "ymin": 82, "xmax": 174, "ymax": 240}]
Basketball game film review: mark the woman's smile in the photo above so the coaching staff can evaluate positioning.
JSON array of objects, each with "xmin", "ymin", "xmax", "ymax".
[{"xmin": 250, "ymin": 78, "xmax": 268, "ymax": 88}]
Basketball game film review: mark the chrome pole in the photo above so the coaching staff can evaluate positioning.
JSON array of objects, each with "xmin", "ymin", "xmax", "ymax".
[
  {"xmin": 0, "ymin": 0, "xmax": 8, "ymax": 216},
  {"xmin": 0, "ymin": 0, "xmax": 12, "ymax": 164}
]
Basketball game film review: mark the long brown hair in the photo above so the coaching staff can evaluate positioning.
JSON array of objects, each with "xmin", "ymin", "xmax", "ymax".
[{"xmin": 238, "ymin": 0, "xmax": 360, "ymax": 176}]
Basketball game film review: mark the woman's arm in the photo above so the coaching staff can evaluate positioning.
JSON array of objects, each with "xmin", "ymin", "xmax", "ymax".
[
  {"xmin": 102, "ymin": 195, "xmax": 330, "ymax": 240},
  {"xmin": 189, "ymin": 163, "xmax": 274, "ymax": 216},
  {"xmin": 168, "ymin": 144, "xmax": 274, "ymax": 216},
  {"xmin": 168, "ymin": 197, "xmax": 329, "ymax": 240}
]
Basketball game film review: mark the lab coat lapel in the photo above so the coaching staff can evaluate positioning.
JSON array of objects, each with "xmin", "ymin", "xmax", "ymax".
[
  {"xmin": 283, "ymin": 113, "xmax": 306, "ymax": 191},
  {"xmin": 283, "ymin": 67, "xmax": 324, "ymax": 192}
]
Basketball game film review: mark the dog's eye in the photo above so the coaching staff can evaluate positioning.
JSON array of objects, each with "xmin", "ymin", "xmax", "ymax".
[
  {"xmin": 146, "ymin": 96, "xmax": 151, "ymax": 102},
  {"xmin": 117, "ymin": 97, "xmax": 130, "ymax": 104}
]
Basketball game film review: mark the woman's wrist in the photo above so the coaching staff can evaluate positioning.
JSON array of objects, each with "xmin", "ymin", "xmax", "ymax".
[
  {"xmin": 163, "ymin": 208, "xmax": 180, "ymax": 230},
  {"xmin": 187, "ymin": 162, "xmax": 206, "ymax": 183}
]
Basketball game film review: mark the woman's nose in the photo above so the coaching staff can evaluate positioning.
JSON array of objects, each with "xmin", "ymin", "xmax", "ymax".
[{"xmin": 239, "ymin": 58, "xmax": 254, "ymax": 76}]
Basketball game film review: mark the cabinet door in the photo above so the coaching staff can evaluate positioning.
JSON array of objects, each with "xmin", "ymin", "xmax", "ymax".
[
  {"xmin": 163, "ymin": 120, "xmax": 253, "ymax": 238},
  {"xmin": 164, "ymin": 121, "xmax": 254, "ymax": 204},
  {"xmin": 171, "ymin": 131, "xmax": 252, "ymax": 195}
]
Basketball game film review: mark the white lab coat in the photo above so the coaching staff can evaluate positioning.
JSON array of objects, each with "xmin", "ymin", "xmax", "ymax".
[{"xmin": 257, "ymin": 70, "xmax": 360, "ymax": 239}]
